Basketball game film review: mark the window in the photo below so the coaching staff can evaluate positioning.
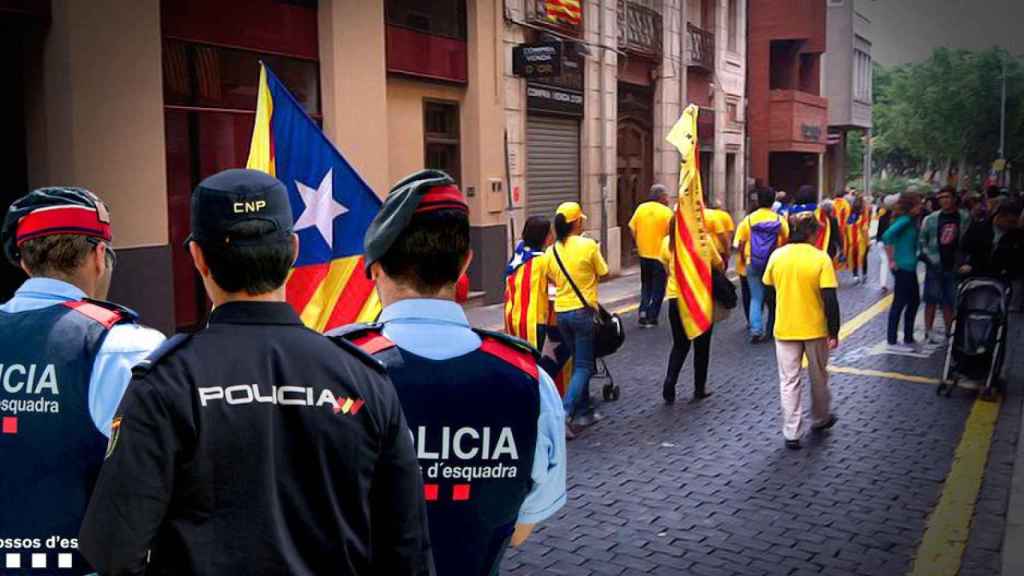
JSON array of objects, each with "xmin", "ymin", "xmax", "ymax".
[
  {"xmin": 727, "ymin": 0, "xmax": 738, "ymax": 52},
  {"xmin": 853, "ymin": 49, "xmax": 871, "ymax": 103},
  {"xmin": 727, "ymin": 101, "xmax": 739, "ymax": 125},
  {"xmin": 386, "ymin": 0, "xmax": 466, "ymax": 39},
  {"xmin": 424, "ymin": 101, "xmax": 461, "ymax": 183}
]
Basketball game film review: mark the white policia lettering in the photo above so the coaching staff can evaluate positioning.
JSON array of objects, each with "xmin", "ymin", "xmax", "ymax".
[
  {"xmin": 414, "ymin": 426, "xmax": 520, "ymax": 461},
  {"xmin": 0, "ymin": 364, "xmax": 59, "ymax": 395},
  {"xmin": 197, "ymin": 384, "xmax": 351, "ymax": 410}
]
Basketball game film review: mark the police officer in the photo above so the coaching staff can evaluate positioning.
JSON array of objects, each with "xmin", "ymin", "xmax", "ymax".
[
  {"xmin": 0, "ymin": 187, "xmax": 165, "ymax": 575},
  {"xmin": 79, "ymin": 169, "xmax": 431, "ymax": 575},
  {"xmin": 331, "ymin": 170, "xmax": 567, "ymax": 575}
]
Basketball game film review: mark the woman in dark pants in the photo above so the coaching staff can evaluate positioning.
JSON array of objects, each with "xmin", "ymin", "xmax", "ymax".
[
  {"xmin": 881, "ymin": 190, "xmax": 924, "ymax": 351},
  {"xmin": 658, "ymin": 220, "xmax": 719, "ymax": 404}
]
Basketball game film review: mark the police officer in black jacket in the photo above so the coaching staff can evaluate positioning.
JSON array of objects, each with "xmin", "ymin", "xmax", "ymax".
[
  {"xmin": 331, "ymin": 170, "xmax": 567, "ymax": 576},
  {"xmin": 79, "ymin": 169, "xmax": 432, "ymax": 576}
]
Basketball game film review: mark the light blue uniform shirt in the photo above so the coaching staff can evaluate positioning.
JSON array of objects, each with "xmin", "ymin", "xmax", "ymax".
[
  {"xmin": 379, "ymin": 298, "xmax": 567, "ymax": 525},
  {"xmin": 0, "ymin": 278, "xmax": 166, "ymax": 437}
]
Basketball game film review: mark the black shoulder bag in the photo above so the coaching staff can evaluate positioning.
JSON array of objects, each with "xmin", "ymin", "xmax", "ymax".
[{"xmin": 552, "ymin": 243, "xmax": 625, "ymax": 358}]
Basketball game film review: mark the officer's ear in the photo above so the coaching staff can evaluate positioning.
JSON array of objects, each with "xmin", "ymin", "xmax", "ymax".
[
  {"xmin": 188, "ymin": 241, "xmax": 211, "ymax": 279},
  {"xmin": 289, "ymin": 233, "xmax": 300, "ymax": 267},
  {"xmin": 459, "ymin": 249, "xmax": 474, "ymax": 279}
]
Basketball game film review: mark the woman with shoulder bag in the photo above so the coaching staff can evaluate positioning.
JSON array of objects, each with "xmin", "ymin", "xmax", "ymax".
[
  {"xmin": 658, "ymin": 217, "xmax": 723, "ymax": 404},
  {"xmin": 546, "ymin": 202, "xmax": 609, "ymax": 434}
]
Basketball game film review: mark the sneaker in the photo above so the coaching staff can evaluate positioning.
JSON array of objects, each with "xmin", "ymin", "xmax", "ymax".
[
  {"xmin": 785, "ymin": 438, "xmax": 802, "ymax": 450},
  {"xmin": 888, "ymin": 342, "xmax": 917, "ymax": 353},
  {"xmin": 812, "ymin": 414, "xmax": 838, "ymax": 432},
  {"xmin": 573, "ymin": 413, "xmax": 597, "ymax": 428},
  {"xmin": 926, "ymin": 333, "xmax": 943, "ymax": 345},
  {"xmin": 750, "ymin": 333, "xmax": 765, "ymax": 344}
]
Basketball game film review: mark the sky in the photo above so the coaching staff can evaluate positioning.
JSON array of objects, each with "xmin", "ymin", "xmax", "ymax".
[{"xmin": 856, "ymin": 0, "xmax": 1024, "ymax": 66}]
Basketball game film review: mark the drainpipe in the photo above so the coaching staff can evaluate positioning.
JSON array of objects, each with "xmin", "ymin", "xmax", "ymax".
[{"xmin": 599, "ymin": 0, "xmax": 609, "ymax": 257}]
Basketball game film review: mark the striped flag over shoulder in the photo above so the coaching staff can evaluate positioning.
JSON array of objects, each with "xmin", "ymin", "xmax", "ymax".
[
  {"xmin": 504, "ymin": 242, "xmax": 550, "ymax": 346},
  {"xmin": 247, "ymin": 63, "xmax": 382, "ymax": 331},
  {"xmin": 665, "ymin": 105, "xmax": 714, "ymax": 339}
]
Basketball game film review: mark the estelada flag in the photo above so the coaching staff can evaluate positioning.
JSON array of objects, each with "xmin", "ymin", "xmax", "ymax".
[
  {"xmin": 665, "ymin": 104, "xmax": 714, "ymax": 339},
  {"xmin": 504, "ymin": 243, "xmax": 550, "ymax": 346},
  {"xmin": 247, "ymin": 63, "xmax": 382, "ymax": 331}
]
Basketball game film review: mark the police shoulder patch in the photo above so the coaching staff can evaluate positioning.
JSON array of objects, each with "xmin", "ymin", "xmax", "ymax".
[
  {"xmin": 329, "ymin": 337, "xmax": 388, "ymax": 374},
  {"xmin": 64, "ymin": 298, "xmax": 139, "ymax": 329},
  {"xmin": 131, "ymin": 332, "xmax": 193, "ymax": 378},
  {"xmin": 473, "ymin": 328, "xmax": 542, "ymax": 380},
  {"xmin": 471, "ymin": 328, "xmax": 541, "ymax": 361}
]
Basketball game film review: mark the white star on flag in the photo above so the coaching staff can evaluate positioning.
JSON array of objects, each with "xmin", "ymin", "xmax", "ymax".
[{"xmin": 294, "ymin": 168, "xmax": 348, "ymax": 250}]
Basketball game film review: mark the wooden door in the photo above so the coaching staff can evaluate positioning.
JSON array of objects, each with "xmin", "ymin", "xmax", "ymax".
[{"xmin": 617, "ymin": 121, "xmax": 652, "ymax": 267}]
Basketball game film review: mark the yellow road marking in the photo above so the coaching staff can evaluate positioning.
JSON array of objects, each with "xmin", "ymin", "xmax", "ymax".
[
  {"xmin": 910, "ymin": 399, "xmax": 1002, "ymax": 576},
  {"xmin": 611, "ymin": 303, "xmax": 640, "ymax": 316},
  {"xmin": 827, "ymin": 365, "xmax": 940, "ymax": 385}
]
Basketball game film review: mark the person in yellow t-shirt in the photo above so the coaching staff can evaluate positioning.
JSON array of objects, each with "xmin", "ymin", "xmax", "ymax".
[
  {"xmin": 547, "ymin": 202, "xmax": 609, "ymax": 432},
  {"xmin": 733, "ymin": 186, "xmax": 789, "ymax": 343},
  {"xmin": 762, "ymin": 212, "xmax": 840, "ymax": 450},
  {"xmin": 658, "ymin": 225, "xmax": 723, "ymax": 404},
  {"xmin": 628, "ymin": 185, "xmax": 673, "ymax": 327},
  {"xmin": 703, "ymin": 202, "xmax": 736, "ymax": 262}
]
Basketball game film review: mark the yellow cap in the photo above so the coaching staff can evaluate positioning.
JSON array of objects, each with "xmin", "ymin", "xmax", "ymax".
[{"xmin": 555, "ymin": 201, "xmax": 587, "ymax": 223}]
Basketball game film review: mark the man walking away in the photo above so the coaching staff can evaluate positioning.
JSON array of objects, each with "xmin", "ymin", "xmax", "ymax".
[
  {"xmin": 734, "ymin": 185, "xmax": 789, "ymax": 343},
  {"xmin": 629, "ymin": 185, "xmax": 673, "ymax": 326},
  {"xmin": 882, "ymin": 189, "xmax": 924, "ymax": 352},
  {"xmin": 0, "ymin": 188, "xmax": 165, "ymax": 576},
  {"xmin": 704, "ymin": 200, "xmax": 736, "ymax": 262},
  {"xmin": 763, "ymin": 213, "xmax": 840, "ymax": 450},
  {"xmin": 80, "ymin": 170, "xmax": 431, "ymax": 576},
  {"xmin": 334, "ymin": 170, "xmax": 567, "ymax": 575},
  {"xmin": 961, "ymin": 200, "xmax": 1024, "ymax": 281},
  {"xmin": 919, "ymin": 186, "xmax": 969, "ymax": 342}
]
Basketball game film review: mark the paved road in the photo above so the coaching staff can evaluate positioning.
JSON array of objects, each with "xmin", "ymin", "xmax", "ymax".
[{"xmin": 494, "ymin": 252, "xmax": 1021, "ymax": 576}]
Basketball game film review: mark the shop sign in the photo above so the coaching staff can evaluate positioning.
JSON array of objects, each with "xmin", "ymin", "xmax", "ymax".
[
  {"xmin": 801, "ymin": 124, "xmax": 823, "ymax": 142},
  {"xmin": 526, "ymin": 83, "xmax": 584, "ymax": 116},
  {"xmin": 513, "ymin": 42, "xmax": 563, "ymax": 79}
]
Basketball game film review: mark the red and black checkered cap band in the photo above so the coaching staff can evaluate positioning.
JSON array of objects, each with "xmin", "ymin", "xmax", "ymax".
[
  {"xmin": 15, "ymin": 205, "xmax": 112, "ymax": 246},
  {"xmin": 415, "ymin": 185, "xmax": 468, "ymax": 214}
]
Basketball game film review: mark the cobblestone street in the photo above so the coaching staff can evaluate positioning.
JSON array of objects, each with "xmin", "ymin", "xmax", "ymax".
[{"xmin": 494, "ymin": 256, "xmax": 1022, "ymax": 576}]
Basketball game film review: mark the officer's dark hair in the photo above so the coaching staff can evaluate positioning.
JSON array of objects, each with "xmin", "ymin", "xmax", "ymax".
[
  {"xmin": 19, "ymin": 235, "xmax": 95, "ymax": 279},
  {"xmin": 521, "ymin": 216, "xmax": 551, "ymax": 252},
  {"xmin": 554, "ymin": 214, "xmax": 574, "ymax": 243},
  {"xmin": 755, "ymin": 186, "xmax": 775, "ymax": 209},
  {"xmin": 788, "ymin": 212, "xmax": 820, "ymax": 244},
  {"xmin": 198, "ymin": 220, "xmax": 294, "ymax": 294},
  {"xmin": 379, "ymin": 208, "xmax": 470, "ymax": 295}
]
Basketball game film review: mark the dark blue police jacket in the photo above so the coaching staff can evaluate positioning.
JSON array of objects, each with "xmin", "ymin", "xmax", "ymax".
[
  {"xmin": 337, "ymin": 326, "xmax": 541, "ymax": 576},
  {"xmin": 0, "ymin": 300, "xmax": 133, "ymax": 575}
]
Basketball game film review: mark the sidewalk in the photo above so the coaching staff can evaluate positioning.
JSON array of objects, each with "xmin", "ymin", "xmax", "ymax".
[{"xmin": 466, "ymin": 265, "xmax": 642, "ymax": 331}]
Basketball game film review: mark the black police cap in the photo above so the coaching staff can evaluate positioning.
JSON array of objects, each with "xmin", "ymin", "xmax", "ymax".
[
  {"xmin": 363, "ymin": 169, "xmax": 467, "ymax": 275},
  {"xmin": 188, "ymin": 169, "xmax": 293, "ymax": 247},
  {"xmin": 3, "ymin": 186, "xmax": 111, "ymax": 267}
]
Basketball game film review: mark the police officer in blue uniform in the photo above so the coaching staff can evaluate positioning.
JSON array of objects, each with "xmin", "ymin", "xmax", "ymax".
[
  {"xmin": 79, "ymin": 169, "xmax": 432, "ymax": 576},
  {"xmin": 331, "ymin": 170, "xmax": 567, "ymax": 576},
  {"xmin": 0, "ymin": 187, "xmax": 165, "ymax": 575}
]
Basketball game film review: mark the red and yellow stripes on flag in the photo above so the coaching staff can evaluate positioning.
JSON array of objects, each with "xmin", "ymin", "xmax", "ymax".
[
  {"xmin": 845, "ymin": 205, "xmax": 871, "ymax": 274},
  {"xmin": 246, "ymin": 63, "xmax": 381, "ymax": 331},
  {"xmin": 814, "ymin": 206, "xmax": 832, "ymax": 252},
  {"xmin": 665, "ymin": 105, "xmax": 714, "ymax": 339},
  {"xmin": 504, "ymin": 257, "xmax": 550, "ymax": 348},
  {"xmin": 832, "ymin": 196, "xmax": 851, "ymax": 271},
  {"xmin": 546, "ymin": 0, "xmax": 581, "ymax": 25}
]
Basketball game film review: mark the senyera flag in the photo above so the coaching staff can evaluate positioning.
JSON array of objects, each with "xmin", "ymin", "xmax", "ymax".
[
  {"xmin": 665, "ymin": 104, "xmax": 713, "ymax": 339},
  {"xmin": 247, "ymin": 62, "xmax": 382, "ymax": 331}
]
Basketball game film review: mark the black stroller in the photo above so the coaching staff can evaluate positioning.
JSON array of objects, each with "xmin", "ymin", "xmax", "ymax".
[{"xmin": 938, "ymin": 277, "xmax": 1012, "ymax": 398}]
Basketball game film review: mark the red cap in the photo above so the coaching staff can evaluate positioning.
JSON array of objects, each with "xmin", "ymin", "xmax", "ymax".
[{"xmin": 16, "ymin": 205, "xmax": 112, "ymax": 246}]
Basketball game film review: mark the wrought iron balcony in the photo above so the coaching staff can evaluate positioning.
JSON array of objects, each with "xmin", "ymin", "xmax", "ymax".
[
  {"xmin": 687, "ymin": 23, "xmax": 714, "ymax": 71},
  {"xmin": 617, "ymin": 0, "xmax": 663, "ymax": 58}
]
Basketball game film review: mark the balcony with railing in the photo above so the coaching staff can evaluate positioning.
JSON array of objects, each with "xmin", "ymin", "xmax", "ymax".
[
  {"xmin": 617, "ymin": 0, "xmax": 662, "ymax": 58},
  {"xmin": 687, "ymin": 23, "xmax": 714, "ymax": 71},
  {"xmin": 768, "ymin": 89, "xmax": 828, "ymax": 152}
]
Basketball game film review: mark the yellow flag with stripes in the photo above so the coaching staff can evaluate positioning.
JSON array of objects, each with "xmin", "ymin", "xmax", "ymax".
[{"xmin": 665, "ymin": 105, "xmax": 714, "ymax": 339}]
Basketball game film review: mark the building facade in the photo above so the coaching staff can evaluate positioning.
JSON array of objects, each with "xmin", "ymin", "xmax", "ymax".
[
  {"xmin": 747, "ymin": 0, "xmax": 829, "ymax": 199},
  {"xmin": 823, "ymin": 0, "xmax": 872, "ymax": 198},
  {"xmin": 3, "ymin": 0, "xmax": 748, "ymax": 331}
]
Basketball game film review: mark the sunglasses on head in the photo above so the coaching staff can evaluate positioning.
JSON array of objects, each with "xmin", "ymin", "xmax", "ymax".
[{"xmin": 87, "ymin": 237, "xmax": 117, "ymax": 269}]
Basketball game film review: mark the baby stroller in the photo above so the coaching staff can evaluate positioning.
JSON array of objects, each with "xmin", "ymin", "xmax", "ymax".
[{"xmin": 938, "ymin": 277, "xmax": 1012, "ymax": 398}]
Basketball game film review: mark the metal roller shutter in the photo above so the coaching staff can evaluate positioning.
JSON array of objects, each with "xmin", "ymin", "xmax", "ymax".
[{"xmin": 526, "ymin": 115, "xmax": 581, "ymax": 219}]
